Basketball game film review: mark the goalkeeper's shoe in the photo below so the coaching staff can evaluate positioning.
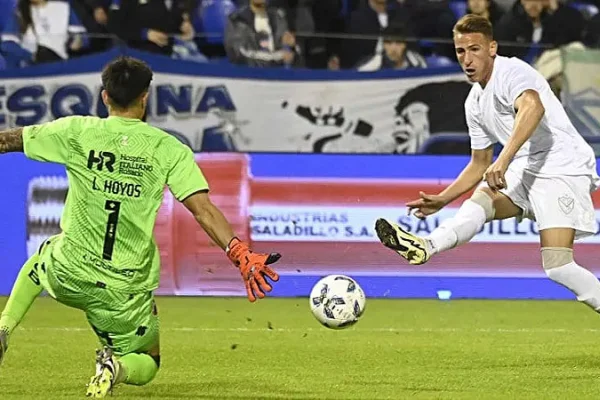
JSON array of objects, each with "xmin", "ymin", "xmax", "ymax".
[
  {"xmin": 86, "ymin": 347, "xmax": 119, "ymax": 398},
  {"xmin": 0, "ymin": 330, "xmax": 7, "ymax": 365},
  {"xmin": 375, "ymin": 218, "xmax": 431, "ymax": 265}
]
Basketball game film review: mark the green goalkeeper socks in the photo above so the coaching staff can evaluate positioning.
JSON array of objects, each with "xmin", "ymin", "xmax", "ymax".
[
  {"xmin": 118, "ymin": 353, "xmax": 159, "ymax": 386},
  {"xmin": 0, "ymin": 254, "xmax": 43, "ymax": 335}
]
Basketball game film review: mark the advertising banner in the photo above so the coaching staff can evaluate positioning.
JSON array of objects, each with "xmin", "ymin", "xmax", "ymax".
[
  {"xmin": 0, "ymin": 48, "xmax": 471, "ymax": 155},
  {"xmin": 2, "ymin": 152, "xmax": 598, "ymax": 300}
]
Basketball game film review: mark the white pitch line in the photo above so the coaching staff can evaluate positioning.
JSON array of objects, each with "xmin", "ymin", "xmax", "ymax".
[{"xmin": 15, "ymin": 327, "xmax": 600, "ymax": 333}]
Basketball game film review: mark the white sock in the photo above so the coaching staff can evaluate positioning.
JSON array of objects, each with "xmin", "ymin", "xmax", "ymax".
[
  {"xmin": 546, "ymin": 262, "xmax": 600, "ymax": 311},
  {"xmin": 426, "ymin": 199, "xmax": 486, "ymax": 255}
]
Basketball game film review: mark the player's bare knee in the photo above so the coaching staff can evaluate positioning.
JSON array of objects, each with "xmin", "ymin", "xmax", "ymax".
[
  {"xmin": 470, "ymin": 190, "xmax": 495, "ymax": 222},
  {"xmin": 541, "ymin": 247, "xmax": 573, "ymax": 270},
  {"xmin": 540, "ymin": 228, "xmax": 576, "ymax": 249}
]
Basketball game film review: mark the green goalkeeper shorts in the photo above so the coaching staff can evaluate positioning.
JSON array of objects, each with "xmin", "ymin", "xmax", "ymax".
[{"xmin": 36, "ymin": 237, "xmax": 160, "ymax": 356}]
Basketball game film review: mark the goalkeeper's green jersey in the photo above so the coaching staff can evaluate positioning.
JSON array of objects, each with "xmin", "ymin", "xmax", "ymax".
[{"xmin": 23, "ymin": 116, "xmax": 209, "ymax": 292}]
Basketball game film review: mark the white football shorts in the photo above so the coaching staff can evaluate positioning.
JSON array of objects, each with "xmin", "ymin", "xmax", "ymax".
[{"xmin": 481, "ymin": 166, "xmax": 599, "ymax": 240}]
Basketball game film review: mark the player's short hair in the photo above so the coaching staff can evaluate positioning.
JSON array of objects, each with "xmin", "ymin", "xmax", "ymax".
[
  {"xmin": 453, "ymin": 14, "xmax": 494, "ymax": 40},
  {"xmin": 101, "ymin": 56, "xmax": 153, "ymax": 109}
]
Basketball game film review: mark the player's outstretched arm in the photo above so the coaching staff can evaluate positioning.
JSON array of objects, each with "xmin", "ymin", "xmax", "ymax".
[
  {"xmin": 0, "ymin": 128, "xmax": 23, "ymax": 153},
  {"xmin": 182, "ymin": 190, "xmax": 236, "ymax": 250},
  {"xmin": 407, "ymin": 146, "xmax": 494, "ymax": 219},
  {"xmin": 182, "ymin": 191, "xmax": 280, "ymax": 302}
]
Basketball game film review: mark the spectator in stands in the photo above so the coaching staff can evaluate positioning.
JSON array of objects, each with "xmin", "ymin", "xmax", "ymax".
[
  {"xmin": 271, "ymin": 0, "xmax": 315, "ymax": 34},
  {"xmin": 467, "ymin": 0, "xmax": 504, "ymax": 25},
  {"xmin": 341, "ymin": 0, "xmax": 410, "ymax": 69},
  {"xmin": 69, "ymin": 0, "xmax": 111, "ymax": 54},
  {"xmin": 17, "ymin": 0, "xmax": 89, "ymax": 63},
  {"xmin": 107, "ymin": 0, "xmax": 193, "ymax": 56},
  {"xmin": 310, "ymin": 0, "xmax": 346, "ymax": 70},
  {"xmin": 358, "ymin": 24, "xmax": 426, "ymax": 71},
  {"xmin": 271, "ymin": 0, "xmax": 346, "ymax": 69},
  {"xmin": 224, "ymin": 0, "xmax": 303, "ymax": 68},
  {"xmin": 0, "ymin": 0, "xmax": 32, "ymax": 68},
  {"xmin": 585, "ymin": 10, "xmax": 600, "ymax": 47},
  {"xmin": 270, "ymin": 0, "xmax": 315, "ymax": 64},
  {"xmin": 543, "ymin": 0, "xmax": 585, "ymax": 45},
  {"xmin": 396, "ymin": 0, "xmax": 457, "ymax": 58},
  {"xmin": 269, "ymin": 0, "xmax": 346, "ymax": 70},
  {"xmin": 495, "ymin": 0, "xmax": 545, "ymax": 57},
  {"xmin": 495, "ymin": 0, "xmax": 584, "ymax": 60}
]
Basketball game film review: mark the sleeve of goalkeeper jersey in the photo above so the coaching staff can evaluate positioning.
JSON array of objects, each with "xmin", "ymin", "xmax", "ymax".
[
  {"xmin": 22, "ymin": 117, "xmax": 76, "ymax": 164},
  {"xmin": 166, "ymin": 139, "xmax": 210, "ymax": 201}
]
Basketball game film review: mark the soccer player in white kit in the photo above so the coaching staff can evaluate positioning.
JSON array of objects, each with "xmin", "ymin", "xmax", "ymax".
[{"xmin": 375, "ymin": 14, "xmax": 600, "ymax": 312}]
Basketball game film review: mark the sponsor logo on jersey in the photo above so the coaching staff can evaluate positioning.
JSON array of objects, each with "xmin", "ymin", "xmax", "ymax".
[
  {"xmin": 87, "ymin": 150, "xmax": 116, "ymax": 172},
  {"xmin": 88, "ymin": 150, "xmax": 154, "ymax": 178},
  {"xmin": 119, "ymin": 154, "xmax": 154, "ymax": 177}
]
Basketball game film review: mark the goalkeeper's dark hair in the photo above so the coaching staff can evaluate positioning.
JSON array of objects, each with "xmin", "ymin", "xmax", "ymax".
[{"xmin": 101, "ymin": 56, "xmax": 153, "ymax": 109}]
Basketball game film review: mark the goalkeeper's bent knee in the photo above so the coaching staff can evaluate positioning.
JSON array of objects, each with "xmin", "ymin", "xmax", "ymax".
[
  {"xmin": 470, "ymin": 190, "xmax": 495, "ymax": 222},
  {"xmin": 119, "ymin": 352, "xmax": 160, "ymax": 386}
]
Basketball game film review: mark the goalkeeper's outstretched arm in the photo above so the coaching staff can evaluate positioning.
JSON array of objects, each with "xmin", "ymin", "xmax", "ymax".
[
  {"xmin": 182, "ymin": 190, "xmax": 281, "ymax": 302},
  {"xmin": 182, "ymin": 190, "xmax": 236, "ymax": 250},
  {"xmin": 0, "ymin": 128, "xmax": 23, "ymax": 153}
]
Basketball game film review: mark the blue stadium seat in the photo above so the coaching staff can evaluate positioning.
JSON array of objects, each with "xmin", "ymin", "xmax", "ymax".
[
  {"xmin": 571, "ymin": 2, "xmax": 599, "ymax": 19},
  {"xmin": 0, "ymin": 53, "xmax": 6, "ymax": 71},
  {"xmin": 194, "ymin": 0, "xmax": 237, "ymax": 44},
  {"xmin": 425, "ymin": 55, "xmax": 456, "ymax": 67},
  {"xmin": 522, "ymin": 43, "xmax": 543, "ymax": 64},
  {"xmin": 449, "ymin": 1, "xmax": 467, "ymax": 20},
  {"xmin": 341, "ymin": 0, "xmax": 350, "ymax": 16}
]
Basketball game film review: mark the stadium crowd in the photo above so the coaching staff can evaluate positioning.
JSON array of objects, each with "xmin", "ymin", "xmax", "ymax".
[{"xmin": 0, "ymin": 0, "xmax": 599, "ymax": 71}]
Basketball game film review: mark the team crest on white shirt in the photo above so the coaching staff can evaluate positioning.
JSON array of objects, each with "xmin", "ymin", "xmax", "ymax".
[{"xmin": 558, "ymin": 193, "xmax": 575, "ymax": 215}]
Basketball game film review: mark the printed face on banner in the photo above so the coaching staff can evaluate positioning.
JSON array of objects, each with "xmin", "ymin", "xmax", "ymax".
[{"xmin": 392, "ymin": 102, "xmax": 430, "ymax": 153}]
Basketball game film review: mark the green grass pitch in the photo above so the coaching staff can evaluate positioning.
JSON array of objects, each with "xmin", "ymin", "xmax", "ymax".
[{"xmin": 1, "ymin": 296, "xmax": 600, "ymax": 399}]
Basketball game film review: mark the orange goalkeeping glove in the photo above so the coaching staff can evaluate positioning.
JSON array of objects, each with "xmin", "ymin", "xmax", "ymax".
[{"xmin": 226, "ymin": 237, "xmax": 281, "ymax": 302}]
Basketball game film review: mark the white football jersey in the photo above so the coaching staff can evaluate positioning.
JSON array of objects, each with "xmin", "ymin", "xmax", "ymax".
[{"xmin": 465, "ymin": 55, "xmax": 597, "ymax": 178}]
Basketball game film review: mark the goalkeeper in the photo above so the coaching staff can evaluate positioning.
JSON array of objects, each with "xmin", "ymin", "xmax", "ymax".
[{"xmin": 0, "ymin": 56, "xmax": 280, "ymax": 398}]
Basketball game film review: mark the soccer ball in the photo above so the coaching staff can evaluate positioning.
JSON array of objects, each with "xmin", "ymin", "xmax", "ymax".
[{"xmin": 309, "ymin": 275, "xmax": 366, "ymax": 329}]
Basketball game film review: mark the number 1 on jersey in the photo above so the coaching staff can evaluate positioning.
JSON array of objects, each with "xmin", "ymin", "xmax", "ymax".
[{"xmin": 103, "ymin": 200, "xmax": 121, "ymax": 261}]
